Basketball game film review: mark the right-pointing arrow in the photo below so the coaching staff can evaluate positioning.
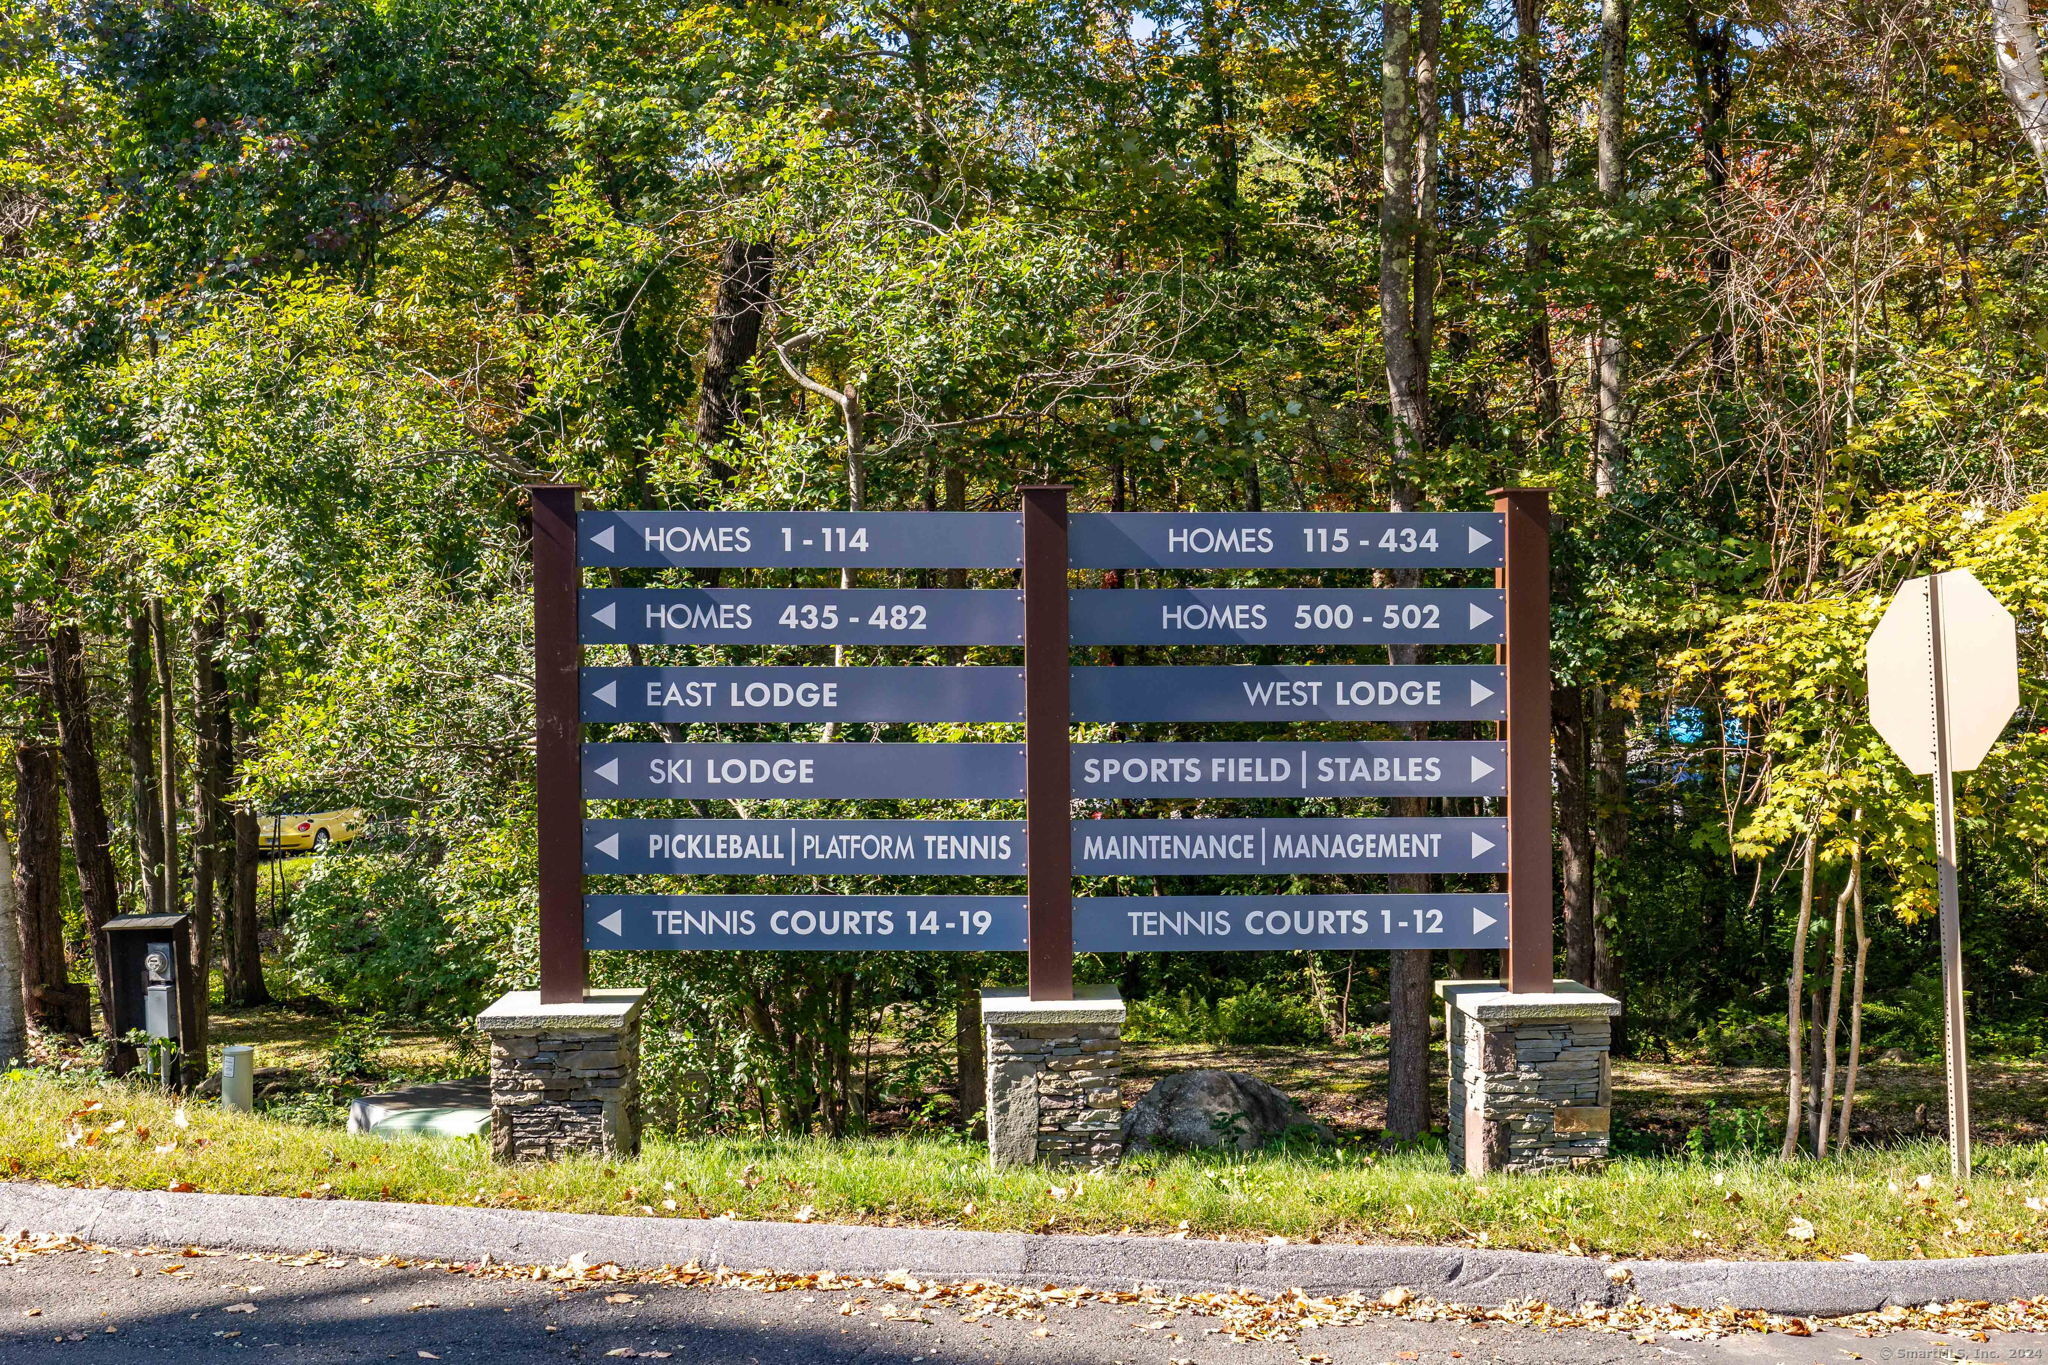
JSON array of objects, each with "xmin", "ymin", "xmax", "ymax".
[
  {"xmin": 595, "ymin": 832, "xmax": 620, "ymax": 860},
  {"xmin": 1470, "ymin": 831, "xmax": 1497, "ymax": 859},
  {"xmin": 1468, "ymin": 525, "xmax": 1494, "ymax": 553},
  {"xmin": 592, "ymin": 681, "xmax": 618, "ymax": 708},
  {"xmin": 591, "ymin": 525, "xmax": 616, "ymax": 553},
  {"xmin": 597, "ymin": 909, "xmax": 624, "ymax": 936},
  {"xmin": 1473, "ymin": 904, "xmax": 1498, "ymax": 935},
  {"xmin": 1470, "ymin": 755, "xmax": 1496, "ymax": 782},
  {"xmin": 1469, "ymin": 679, "xmax": 1496, "ymax": 706},
  {"xmin": 1468, "ymin": 601, "xmax": 1495, "ymax": 630},
  {"xmin": 591, "ymin": 601, "xmax": 617, "ymax": 630},
  {"xmin": 594, "ymin": 758, "xmax": 620, "ymax": 785}
]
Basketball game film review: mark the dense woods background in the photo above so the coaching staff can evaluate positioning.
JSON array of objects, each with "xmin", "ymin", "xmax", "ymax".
[{"xmin": 6, "ymin": 0, "xmax": 2048, "ymax": 1151}]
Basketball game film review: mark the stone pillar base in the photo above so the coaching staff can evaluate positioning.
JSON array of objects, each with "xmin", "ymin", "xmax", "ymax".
[
  {"xmin": 981, "ymin": 986, "xmax": 1124, "ymax": 1169},
  {"xmin": 476, "ymin": 989, "xmax": 646, "ymax": 1162},
  {"xmin": 1436, "ymin": 979, "xmax": 1619, "ymax": 1175}
]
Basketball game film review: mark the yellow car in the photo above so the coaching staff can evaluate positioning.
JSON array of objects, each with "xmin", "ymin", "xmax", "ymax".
[{"xmin": 260, "ymin": 808, "xmax": 368, "ymax": 853}]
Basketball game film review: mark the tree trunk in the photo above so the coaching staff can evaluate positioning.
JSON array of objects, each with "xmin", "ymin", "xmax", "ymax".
[
  {"xmin": 1781, "ymin": 831, "xmax": 1817, "ymax": 1159},
  {"xmin": 1513, "ymin": 0, "xmax": 1561, "ymax": 455},
  {"xmin": 1837, "ymin": 832, "xmax": 1868, "ymax": 1151},
  {"xmin": 1591, "ymin": 0, "xmax": 1630, "ymax": 488},
  {"xmin": 953, "ymin": 961, "xmax": 986, "ymax": 1136},
  {"xmin": 223, "ymin": 611, "xmax": 269, "ymax": 1007},
  {"xmin": 1379, "ymin": 0, "xmax": 1439, "ymax": 1144},
  {"xmin": 48, "ymin": 622, "xmax": 124, "ymax": 1037},
  {"xmin": 1814, "ymin": 869, "xmax": 1852, "ymax": 1156},
  {"xmin": 1554, "ymin": 684, "xmax": 1594, "ymax": 985},
  {"xmin": 1991, "ymin": 0, "xmax": 2048, "ymax": 179},
  {"xmin": 694, "ymin": 240, "xmax": 776, "ymax": 475},
  {"xmin": 149, "ymin": 599, "xmax": 180, "ymax": 919},
  {"xmin": 1592, "ymin": 695, "xmax": 1629, "ymax": 1046},
  {"xmin": 11, "ymin": 697, "xmax": 83, "ymax": 1034},
  {"xmin": 0, "ymin": 822, "xmax": 25, "ymax": 1067},
  {"xmin": 189, "ymin": 596, "xmax": 229, "ymax": 1064},
  {"xmin": 126, "ymin": 609, "xmax": 167, "ymax": 918}
]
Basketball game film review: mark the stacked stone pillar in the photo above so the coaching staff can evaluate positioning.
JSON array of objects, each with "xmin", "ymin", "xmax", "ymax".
[
  {"xmin": 981, "ymin": 986, "xmax": 1125, "ymax": 1168},
  {"xmin": 1437, "ymin": 979, "xmax": 1619, "ymax": 1174},
  {"xmin": 476, "ymin": 989, "xmax": 646, "ymax": 1162}
]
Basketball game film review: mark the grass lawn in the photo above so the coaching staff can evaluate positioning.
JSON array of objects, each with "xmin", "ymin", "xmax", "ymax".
[{"xmin": 7, "ymin": 1066, "xmax": 2048, "ymax": 1262}]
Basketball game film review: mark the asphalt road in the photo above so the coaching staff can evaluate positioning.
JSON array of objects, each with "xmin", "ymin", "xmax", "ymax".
[{"xmin": 1, "ymin": 1241, "xmax": 2039, "ymax": 1365}]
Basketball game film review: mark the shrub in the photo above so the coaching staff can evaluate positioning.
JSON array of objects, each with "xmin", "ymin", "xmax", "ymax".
[
  {"xmin": 281, "ymin": 853, "xmax": 497, "ymax": 1023},
  {"xmin": 1126, "ymin": 987, "xmax": 1326, "ymax": 1047}
]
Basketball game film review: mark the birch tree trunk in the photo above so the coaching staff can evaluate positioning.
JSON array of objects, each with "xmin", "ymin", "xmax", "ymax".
[
  {"xmin": 1837, "ymin": 837, "xmax": 1869, "ymax": 1151},
  {"xmin": 1992, "ymin": 0, "xmax": 2048, "ymax": 177}
]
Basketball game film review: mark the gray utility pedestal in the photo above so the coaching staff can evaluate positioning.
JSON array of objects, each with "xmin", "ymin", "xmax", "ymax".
[
  {"xmin": 1437, "ymin": 979, "xmax": 1620, "ymax": 1175},
  {"xmin": 476, "ymin": 990, "xmax": 645, "ymax": 1162},
  {"xmin": 981, "ymin": 986, "xmax": 1125, "ymax": 1169}
]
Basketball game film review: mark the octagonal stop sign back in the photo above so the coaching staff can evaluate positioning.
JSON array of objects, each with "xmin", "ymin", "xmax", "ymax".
[{"xmin": 1865, "ymin": 569, "xmax": 2019, "ymax": 775}]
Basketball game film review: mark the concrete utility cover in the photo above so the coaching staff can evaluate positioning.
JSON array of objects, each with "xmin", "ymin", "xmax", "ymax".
[{"xmin": 1866, "ymin": 570, "xmax": 2019, "ymax": 775}]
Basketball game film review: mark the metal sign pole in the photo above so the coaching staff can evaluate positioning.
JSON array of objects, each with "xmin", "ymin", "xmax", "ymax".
[
  {"xmin": 1928, "ymin": 574, "xmax": 1972, "ymax": 1179},
  {"xmin": 1494, "ymin": 488, "xmax": 1554, "ymax": 994},
  {"xmin": 532, "ymin": 484, "xmax": 589, "ymax": 1004},
  {"xmin": 1022, "ymin": 486, "xmax": 1074, "ymax": 1001}
]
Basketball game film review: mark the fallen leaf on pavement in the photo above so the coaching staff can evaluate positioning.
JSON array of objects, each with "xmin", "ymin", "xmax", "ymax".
[{"xmin": 224, "ymin": 1303, "xmax": 258, "ymax": 1314}]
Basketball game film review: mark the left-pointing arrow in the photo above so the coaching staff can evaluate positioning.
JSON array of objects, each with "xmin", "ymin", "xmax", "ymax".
[
  {"xmin": 597, "ymin": 909, "xmax": 624, "ymax": 936},
  {"xmin": 595, "ymin": 832, "xmax": 620, "ymax": 859},
  {"xmin": 590, "ymin": 602, "xmax": 617, "ymax": 630},
  {"xmin": 592, "ymin": 681, "xmax": 618, "ymax": 707},
  {"xmin": 594, "ymin": 758, "xmax": 620, "ymax": 785},
  {"xmin": 590, "ymin": 525, "xmax": 615, "ymax": 552}
]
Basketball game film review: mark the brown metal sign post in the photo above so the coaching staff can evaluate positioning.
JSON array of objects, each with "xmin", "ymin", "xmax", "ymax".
[
  {"xmin": 1022, "ymin": 486, "xmax": 1074, "ymax": 1001},
  {"xmin": 532, "ymin": 483, "xmax": 589, "ymax": 1004},
  {"xmin": 1494, "ymin": 488, "xmax": 1554, "ymax": 994}
]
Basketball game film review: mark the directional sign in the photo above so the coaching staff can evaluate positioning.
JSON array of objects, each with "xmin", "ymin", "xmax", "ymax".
[
  {"xmin": 1074, "ymin": 894, "xmax": 1509, "ymax": 951},
  {"xmin": 581, "ymin": 666, "xmax": 1024, "ymax": 723},
  {"xmin": 1072, "ymin": 742, "xmax": 1505, "ymax": 798},
  {"xmin": 1070, "ymin": 666, "xmax": 1505, "ymax": 722},
  {"xmin": 1866, "ymin": 570, "xmax": 2020, "ymax": 775},
  {"xmin": 583, "ymin": 743, "xmax": 1024, "ymax": 799},
  {"xmin": 580, "ymin": 589, "xmax": 1022, "ymax": 646},
  {"xmin": 1069, "ymin": 513, "xmax": 1503, "ymax": 569},
  {"xmin": 579, "ymin": 512, "xmax": 1021, "ymax": 568},
  {"xmin": 1070, "ymin": 590, "xmax": 1503, "ymax": 645},
  {"xmin": 586, "ymin": 895, "xmax": 1027, "ymax": 950},
  {"xmin": 584, "ymin": 819, "xmax": 1024, "ymax": 875},
  {"xmin": 1074, "ymin": 818, "xmax": 1506, "ymax": 875}
]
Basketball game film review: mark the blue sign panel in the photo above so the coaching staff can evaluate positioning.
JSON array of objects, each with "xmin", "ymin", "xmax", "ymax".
[
  {"xmin": 1069, "ymin": 513, "xmax": 1503, "ymax": 569},
  {"xmin": 1072, "ymin": 742, "xmax": 1507, "ymax": 798},
  {"xmin": 579, "ymin": 589, "xmax": 1022, "ymax": 647},
  {"xmin": 1075, "ymin": 895, "xmax": 1509, "ymax": 951},
  {"xmin": 1073, "ymin": 818, "xmax": 1506, "ymax": 874},
  {"xmin": 581, "ymin": 666, "xmax": 1025, "ymax": 723},
  {"xmin": 1070, "ymin": 666, "xmax": 1505, "ymax": 722},
  {"xmin": 579, "ymin": 512, "xmax": 1021, "ymax": 568},
  {"xmin": 583, "ymin": 819, "xmax": 1025, "ymax": 875},
  {"xmin": 1069, "ymin": 590, "xmax": 1504, "ymax": 646},
  {"xmin": 583, "ymin": 743, "xmax": 1024, "ymax": 799},
  {"xmin": 586, "ymin": 895, "xmax": 1027, "ymax": 951}
]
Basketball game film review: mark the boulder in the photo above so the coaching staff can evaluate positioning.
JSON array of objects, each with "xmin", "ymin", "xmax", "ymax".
[{"xmin": 1121, "ymin": 1069, "xmax": 1330, "ymax": 1153}]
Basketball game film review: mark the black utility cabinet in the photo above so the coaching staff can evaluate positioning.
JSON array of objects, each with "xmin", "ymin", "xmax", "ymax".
[{"xmin": 99, "ymin": 914, "xmax": 200, "ymax": 1087}]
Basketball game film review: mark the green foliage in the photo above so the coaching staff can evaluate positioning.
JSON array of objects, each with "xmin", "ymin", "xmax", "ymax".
[
  {"xmin": 1683, "ymin": 1101, "xmax": 1780, "ymax": 1161},
  {"xmin": 1125, "ymin": 988, "xmax": 1326, "ymax": 1047},
  {"xmin": 282, "ymin": 854, "xmax": 506, "ymax": 1026},
  {"xmin": 321, "ymin": 1015, "xmax": 393, "ymax": 1082}
]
